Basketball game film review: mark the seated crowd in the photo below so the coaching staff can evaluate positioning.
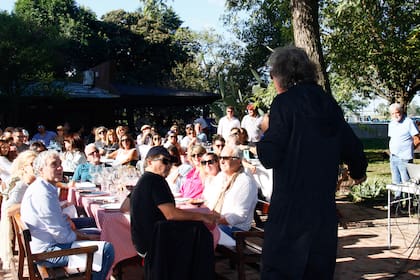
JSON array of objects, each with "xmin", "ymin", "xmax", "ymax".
[{"xmin": 0, "ymin": 110, "xmax": 263, "ymax": 277}]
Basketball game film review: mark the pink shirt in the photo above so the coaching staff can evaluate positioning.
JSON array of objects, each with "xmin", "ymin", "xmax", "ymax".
[{"xmin": 180, "ymin": 168, "xmax": 204, "ymax": 199}]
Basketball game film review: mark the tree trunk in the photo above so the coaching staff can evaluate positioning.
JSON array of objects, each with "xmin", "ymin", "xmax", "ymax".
[{"xmin": 291, "ymin": 0, "xmax": 331, "ymax": 95}]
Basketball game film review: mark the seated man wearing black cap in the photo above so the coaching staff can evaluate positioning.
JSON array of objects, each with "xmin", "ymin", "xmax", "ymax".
[{"xmin": 130, "ymin": 146, "xmax": 219, "ymax": 258}]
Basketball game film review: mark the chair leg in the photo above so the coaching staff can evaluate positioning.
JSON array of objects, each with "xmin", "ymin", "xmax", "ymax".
[
  {"xmin": 17, "ymin": 253, "xmax": 24, "ymax": 280},
  {"xmin": 237, "ymin": 261, "xmax": 246, "ymax": 280}
]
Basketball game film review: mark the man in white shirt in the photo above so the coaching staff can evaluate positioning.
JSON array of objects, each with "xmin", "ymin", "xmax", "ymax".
[
  {"xmin": 21, "ymin": 150, "xmax": 114, "ymax": 280},
  {"xmin": 205, "ymin": 145, "xmax": 258, "ymax": 237},
  {"xmin": 388, "ymin": 103, "xmax": 420, "ymax": 197},
  {"xmin": 217, "ymin": 106, "xmax": 240, "ymax": 140},
  {"xmin": 241, "ymin": 103, "xmax": 263, "ymax": 142}
]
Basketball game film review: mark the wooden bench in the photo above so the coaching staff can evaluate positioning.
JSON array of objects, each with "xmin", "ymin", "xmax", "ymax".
[
  {"xmin": 216, "ymin": 199, "xmax": 269, "ymax": 280},
  {"xmin": 12, "ymin": 213, "xmax": 98, "ymax": 280}
]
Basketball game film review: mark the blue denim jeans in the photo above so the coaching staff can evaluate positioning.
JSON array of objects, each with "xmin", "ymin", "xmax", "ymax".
[
  {"xmin": 390, "ymin": 154, "xmax": 412, "ymax": 197},
  {"xmin": 38, "ymin": 242, "xmax": 115, "ymax": 280},
  {"xmin": 71, "ymin": 217, "xmax": 101, "ymax": 235},
  {"xmin": 219, "ymin": 224, "xmax": 243, "ymax": 238}
]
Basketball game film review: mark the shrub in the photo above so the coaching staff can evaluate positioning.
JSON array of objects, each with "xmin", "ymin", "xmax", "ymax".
[{"xmin": 348, "ymin": 177, "xmax": 387, "ymax": 203}]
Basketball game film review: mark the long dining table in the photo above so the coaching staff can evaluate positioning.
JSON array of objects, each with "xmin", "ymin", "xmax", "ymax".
[{"xmin": 67, "ymin": 187, "xmax": 220, "ymax": 276}]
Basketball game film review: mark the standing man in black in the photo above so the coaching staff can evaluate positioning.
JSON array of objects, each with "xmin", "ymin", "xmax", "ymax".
[{"xmin": 256, "ymin": 46, "xmax": 367, "ymax": 280}]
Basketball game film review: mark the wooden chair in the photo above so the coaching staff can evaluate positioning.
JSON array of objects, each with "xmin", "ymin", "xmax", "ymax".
[
  {"xmin": 12, "ymin": 213, "xmax": 98, "ymax": 280},
  {"xmin": 216, "ymin": 200, "xmax": 269, "ymax": 280},
  {"xmin": 253, "ymin": 199, "xmax": 270, "ymax": 229}
]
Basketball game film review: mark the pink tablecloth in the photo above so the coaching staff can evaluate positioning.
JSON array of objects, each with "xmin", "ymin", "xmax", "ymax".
[
  {"xmin": 73, "ymin": 190, "xmax": 220, "ymax": 271},
  {"xmin": 97, "ymin": 210, "xmax": 138, "ymax": 268},
  {"xmin": 95, "ymin": 205, "xmax": 220, "ymax": 268}
]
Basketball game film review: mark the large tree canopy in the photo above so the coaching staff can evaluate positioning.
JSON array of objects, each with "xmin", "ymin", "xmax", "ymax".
[
  {"xmin": 222, "ymin": 0, "xmax": 419, "ymax": 113},
  {"xmin": 223, "ymin": 0, "xmax": 293, "ymax": 87},
  {"xmin": 2, "ymin": 0, "xmax": 202, "ymax": 92},
  {"xmin": 0, "ymin": 12, "xmax": 60, "ymax": 94},
  {"xmin": 323, "ymin": 0, "xmax": 419, "ymax": 108},
  {"xmin": 14, "ymin": 0, "xmax": 108, "ymax": 72}
]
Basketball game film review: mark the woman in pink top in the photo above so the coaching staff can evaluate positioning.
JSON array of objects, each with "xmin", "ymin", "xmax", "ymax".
[{"xmin": 180, "ymin": 145, "xmax": 206, "ymax": 198}]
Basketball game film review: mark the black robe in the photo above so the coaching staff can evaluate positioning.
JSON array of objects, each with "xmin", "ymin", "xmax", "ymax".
[{"xmin": 257, "ymin": 83, "xmax": 367, "ymax": 280}]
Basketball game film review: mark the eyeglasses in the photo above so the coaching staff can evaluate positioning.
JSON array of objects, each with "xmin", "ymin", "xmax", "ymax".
[
  {"xmin": 191, "ymin": 153, "xmax": 204, "ymax": 158},
  {"xmin": 220, "ymin": 156, "xmax": 240, "ymax": 161},
  {"xmin": 121, "ymin": 138, "xmax": 129, "ymax": 142},
  {"xmin": 87, "ymin": 150, "xmax": 99, "ymax": 156},
  {"xmin": 153, "ymin": 137, "xmax": 161, "ymax": 141},
  {"xmin": 152, "ymin": 157, "xmax": 171, "ymax": 165},
  {"xmin": 201, "ymin": 159, "xmax": 217, "ymax": 166}
]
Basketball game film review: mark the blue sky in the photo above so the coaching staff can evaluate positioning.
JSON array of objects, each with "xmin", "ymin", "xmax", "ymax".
[{"xmin": 1, "ymin": 0, "xmax": 227, "ymax": 33}]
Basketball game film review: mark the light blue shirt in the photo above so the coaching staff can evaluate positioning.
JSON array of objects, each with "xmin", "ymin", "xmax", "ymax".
[
  {"xmin": 31, "ymin": 131, "xmax": 57, "ymax": 146},
  {"xmin": 388, "ymin": 116, "xmax": 419, "ymax": 160},
  {"xmin": 21, "ymin": 177, "xmax": 76, "ymax": 253}
]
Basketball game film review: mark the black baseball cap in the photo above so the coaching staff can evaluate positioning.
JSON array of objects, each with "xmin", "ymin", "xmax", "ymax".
[{"xmin": 146, "ymin": 146, "xmax": 171, "ymax": 159}]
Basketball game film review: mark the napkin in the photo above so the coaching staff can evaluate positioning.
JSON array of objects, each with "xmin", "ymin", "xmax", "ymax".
[
  {"xmin": 67, "ymin": 241, "xmax": 105, "ymax": 272},
  {"xmin": 75, "ymin": 182, "xmax": 96, "ymax": 189},
  {"xmin": 62, "ymin": 204, "xmax": 78, "ymax": 219}
]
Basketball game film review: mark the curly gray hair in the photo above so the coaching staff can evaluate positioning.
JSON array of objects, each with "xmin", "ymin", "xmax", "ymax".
[{"xmin": 268, "ymin": 46, "xmax": 318, "ymax": 90}]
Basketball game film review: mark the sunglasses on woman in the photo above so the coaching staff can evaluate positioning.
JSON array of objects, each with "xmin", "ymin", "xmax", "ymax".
[{"xmin": 191, "ymin": 153, "xmax": 204, "ymax": 158}]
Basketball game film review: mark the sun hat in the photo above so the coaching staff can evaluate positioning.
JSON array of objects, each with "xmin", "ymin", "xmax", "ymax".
[{"xmin": 141, "ymin": 124, "xmax": 151, "ymax": 131}]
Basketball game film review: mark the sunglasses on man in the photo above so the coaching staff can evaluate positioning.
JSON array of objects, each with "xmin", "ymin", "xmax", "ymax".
[{"xmin": 152, "ymin": 157, "xmax": 172, "ymax": 165}]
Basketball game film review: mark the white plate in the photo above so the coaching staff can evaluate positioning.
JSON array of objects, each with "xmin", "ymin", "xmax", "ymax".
[
  {"xmin": 175, "ymin": 197, "xmax": 189, "ymax": 204},
  {"xmin": 88, "ymin": 196, "xmax": 116, "ymax": 203},
  {"xmin": 75, "ymin": 182, "xmax": 97, "ymax": 189},
  {"xmin": 100, "ymin": 203, "xmax": 121, "ymax": 211},
  {"xmin": 100, "ymin": 157, "xmax": 115, "ymax": 164},
  {"xmin": 76, "ymin": 188, "xmax": 98, "ymax": 193},
  {"xmin": 79, "ymin": 191, "xmax": 108, "ymax": 197}
]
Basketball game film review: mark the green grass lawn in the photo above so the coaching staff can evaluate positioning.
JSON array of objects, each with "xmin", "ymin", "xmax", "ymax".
[
  {"xmin": 362, "ymin": 138, "xmax": 391, "ymax": 181},
  {"xmin": 342, "ymin": 138, "xmax": 420, "ymax": 206},
  {"xmin": 345, "ymin": 138, "xmax": 391, "ymax": 203},
  {"xmin": 361, "ymin": 138, "xmax": 420, "ymax": 181}
]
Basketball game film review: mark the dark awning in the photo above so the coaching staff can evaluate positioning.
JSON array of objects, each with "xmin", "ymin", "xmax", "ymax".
[
  {"xmin": 110, "ymin": 83, "xmax": 220, "ymax": 106},
  {"xmin": 15, "ymin": 81, "xmax": 220, "ymax": 106}
]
